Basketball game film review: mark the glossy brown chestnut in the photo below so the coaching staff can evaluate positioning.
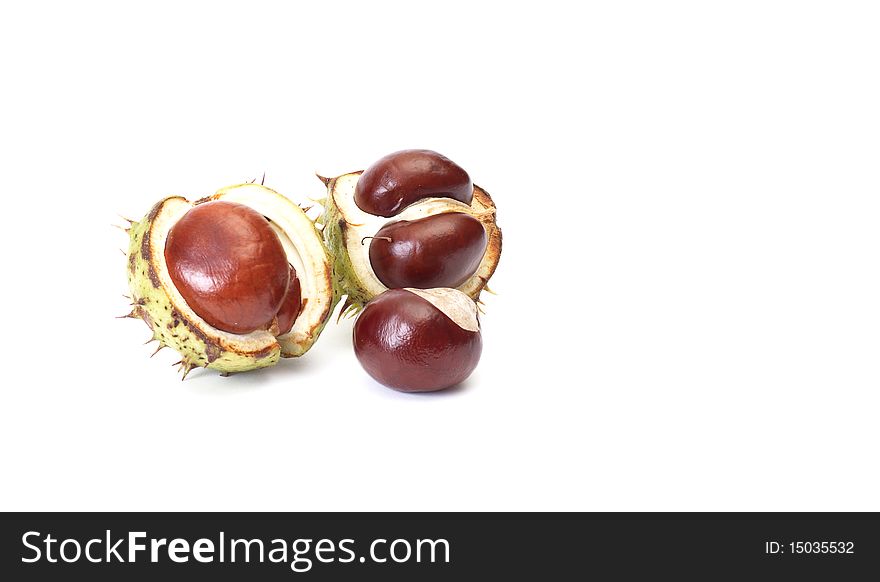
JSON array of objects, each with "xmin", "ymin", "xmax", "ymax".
[
  {"xmin": 353, "ymin": 289, "xmax": 482, "ymax": 392},
  {"xmin": 274, "ymin": 265, "xmax": 302, "ymax": 335},
  {"xmin": 354, "ymin": 149, "xmax": 473, "ymax": 217},
  {"xmin": 165, "ymin": 200, "xmax": 290, "ymax": 334},
  {"xmin": 368, "ymin": 212, "xmax": 488, "ymax": 289}
]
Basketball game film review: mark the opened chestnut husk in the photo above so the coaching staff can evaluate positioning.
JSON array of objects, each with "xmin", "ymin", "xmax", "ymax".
[
  {"xmin": 122, "ymin": 183, "xmax": 336, "ymax": 377},
  {"xmin": 319, "ymin": 149, "xmax": 502, "ymax": 316}
]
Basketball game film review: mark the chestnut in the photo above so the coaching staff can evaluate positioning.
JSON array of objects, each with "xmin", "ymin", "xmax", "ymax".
[
  {"xmin": 353, "ymin": 288, "xmax": 482, "ymax": 392},
  {"xmin": 354, "ymin": 149, "xmax": 473, "ymax": 217},
  {"xmin": 274, "ymin": 264, "xmax": 302, "ymax": 335},
  {"xmin": 164, "ymin": 200, "xmax": 291, "ymax": 334},
  {"xmin": 368, "ymin": 212, "xmax": 488, "ymax": 289}
]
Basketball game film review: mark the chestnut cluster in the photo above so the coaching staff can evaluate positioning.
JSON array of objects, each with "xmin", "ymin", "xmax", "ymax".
[
  {"xmin": 122, "ymin": 150, "xmax": 500, "ymax": 391},
  {"xmin": 339, "ymin": 149, "xmax": 500, "ymax": 392}
]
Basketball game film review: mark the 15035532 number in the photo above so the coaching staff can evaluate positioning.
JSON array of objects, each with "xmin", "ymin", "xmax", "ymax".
[{"xmin": 789, "ymin": 542, "xmax": 854, "ymax": 554}]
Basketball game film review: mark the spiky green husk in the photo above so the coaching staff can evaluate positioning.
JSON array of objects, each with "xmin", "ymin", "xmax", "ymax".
[
  {"xmin": 319, "ymin": 179, "xmax": 375, "ymax": 318},
  {"xmin": 125, "ymin": 201, "xmax": 280, "ymax": 378},
  {"xmin": 319, "ymin": 172, "xmax": 503, "ymax": 317}
]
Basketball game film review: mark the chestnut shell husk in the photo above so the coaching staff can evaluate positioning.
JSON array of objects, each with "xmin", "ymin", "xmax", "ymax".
[
  {"xmin": 318, "ymin": 171, "xmax": 502, "ymax": 317},
  {"xmin": 123, "ymin": 183, "xmax": 337, "ymax": 378}
]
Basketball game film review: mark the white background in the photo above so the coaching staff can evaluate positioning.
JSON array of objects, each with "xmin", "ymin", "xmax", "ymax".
[{"xmin": 1, "ymin": 1, "xmax": 878, "ymax": 511}]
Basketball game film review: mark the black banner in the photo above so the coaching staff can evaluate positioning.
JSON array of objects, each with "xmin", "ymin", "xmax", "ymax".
[{"xmin": 1, "ymin": 513, "xmax": 877, "ymax": 579}]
